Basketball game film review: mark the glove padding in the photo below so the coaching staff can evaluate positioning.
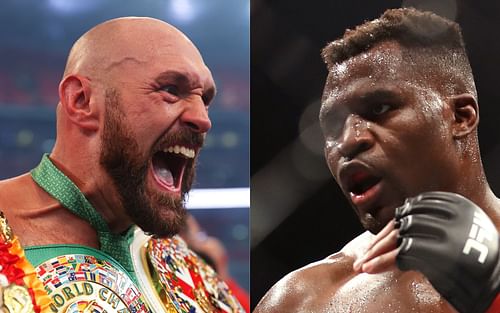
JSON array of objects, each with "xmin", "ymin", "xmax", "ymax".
[{"xmin": 395, "ymin": 191, "xmax": 500, "ymax": 313}]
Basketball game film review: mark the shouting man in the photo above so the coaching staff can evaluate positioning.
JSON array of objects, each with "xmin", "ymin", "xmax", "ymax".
[{"xmin": 0, "ymin": 17, "xmax": 245, "ymax": 312}]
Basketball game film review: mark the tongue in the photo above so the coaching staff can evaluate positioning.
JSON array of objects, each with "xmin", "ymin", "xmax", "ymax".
[
  {"xmin": 153, "ymin": 153, "xmax": 175, "ymax": 187},
  {"xmin": 156, "ymin": 167, "xmax": 174, "ymax": 186}
]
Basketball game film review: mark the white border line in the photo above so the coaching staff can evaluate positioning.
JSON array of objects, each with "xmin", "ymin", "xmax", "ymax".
[{"xmin": 186, "ymin": 188, "xmax": 250, "ymax": 209}]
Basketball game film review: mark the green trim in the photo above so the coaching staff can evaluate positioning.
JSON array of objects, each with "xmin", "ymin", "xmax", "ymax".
[
  {"xmin": 31, "ymin": 154, "xmax": 109, "ymax": 233},
  {"xmin": 30, "ymin": 154, "xmax": 136, "ymax": 282},
  {"xmin": 25, "ymin": 244, "xmax": 131, "ymax": 277}
]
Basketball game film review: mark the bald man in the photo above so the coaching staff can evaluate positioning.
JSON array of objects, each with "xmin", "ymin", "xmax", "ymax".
[{"xmin": 0, "ymin": 17, "xmax": 245, "ymax": 312}]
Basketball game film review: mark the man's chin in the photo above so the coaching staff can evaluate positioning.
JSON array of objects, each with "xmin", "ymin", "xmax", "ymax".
[
  {"xmin": 137, "ymin": 208, "xmax": 187, "ymax": 238},
  {"xmin": 127, "ymin": 189, "xmax": 188, "ymax": 238}
]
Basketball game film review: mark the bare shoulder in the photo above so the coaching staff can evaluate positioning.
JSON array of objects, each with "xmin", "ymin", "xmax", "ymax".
[
  {"xmin": 0, "ymin": 173, "xmax": 38, "ymax": 208},
  {"xmin": 339, "ymin": 230, "xmax": 375, "ymax": 259},
  {"xmin": 0, "ymin": 174, "xmax": 47, "ymax": 240},
  {"xmin": 0, "ymin": 172, "xmax": 63, "ymax": 213},
  {"xmin": 254, "ymin": 232, "xmax": 372, "ymax": 312},
  {"xmin": 0, "ymin": 174, "xmax": 26, "ymax": 216},
  {"xmin": 0, "ymin": 173, "xmax": 97, "ymax": 247},
  {"xmin": 254, "ymin": 251, "xmax": 353, "ymax": 313},
  {"xmin": 255, "ymin": 232, "xmax": 458, "ymax": 313}
]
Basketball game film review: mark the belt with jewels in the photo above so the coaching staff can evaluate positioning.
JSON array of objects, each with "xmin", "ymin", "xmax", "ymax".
[
  {"xmin": 25, "ymin": 155, "xmax": 245, "ymax": 312},
  {"xmin": 21, "ymin": 228, "xmax": 245, "ymax": 312},
  {"xmin": 130, "ymin": 228, "xmax": 245, "ymax": 313}
]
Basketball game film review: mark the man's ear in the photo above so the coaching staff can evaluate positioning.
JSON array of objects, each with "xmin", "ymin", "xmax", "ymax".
[
  {"xmin": 449, "ymin": 93, "xmax": 479, "ymax": 138},
  {"xmin": 58, "ymin": 75, "xmax": 99, "ymax": 131}
]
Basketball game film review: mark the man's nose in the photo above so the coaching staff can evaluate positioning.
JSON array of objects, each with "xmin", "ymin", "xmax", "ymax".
[
  {"xmin": 336, "ymin": 114, "xmax": 374, "ymax": 160},
  {"xmin": 180, "ymin": 96, "xmax": 212, "ymax": 133}
]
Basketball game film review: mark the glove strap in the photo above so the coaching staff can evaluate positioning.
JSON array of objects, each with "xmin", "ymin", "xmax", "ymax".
[
  {"xmin": 473, "ymin": 244, "xmax": 500, "ymax": 313},
  {"xmin": 485, "ymin": 293, "xmax": 500, "ymax": 313}
]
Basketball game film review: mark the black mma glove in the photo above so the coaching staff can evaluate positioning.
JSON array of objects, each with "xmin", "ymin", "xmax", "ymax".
[{"xmin": 395, "ymin": 191, "xmax": 500, "ymax": 313}]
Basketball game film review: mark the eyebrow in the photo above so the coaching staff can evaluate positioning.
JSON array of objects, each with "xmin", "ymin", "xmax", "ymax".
[
  {"xmin": 320, "ymin": 86, "xmax": 401, "ymax": 119},
  {"xmin": 357, "ymin": 88, "xmax": 401, "ymax": 102},
  {"xmin": 155, "ymin": 70, "xmax": 192, "ymax": 86}
]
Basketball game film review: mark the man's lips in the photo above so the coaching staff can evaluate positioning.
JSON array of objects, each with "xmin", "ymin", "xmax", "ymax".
[
  {"xmin": 338, "ymin": 162, "xmax": 382, "ymax": 211},
  {"xmin": 350, "ymin": 180, "xmax": 382, "ymax": 208}
]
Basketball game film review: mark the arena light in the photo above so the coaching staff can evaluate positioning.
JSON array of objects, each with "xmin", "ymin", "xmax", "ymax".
[
  {"xmin": 169, "ymin": 0, "xmax": 197, "ymax": 23},
  {"xmin": 47, "ymin": 0, "xmax": 99, "ymax": 14},
  {"xmin": 186, "ymin": 188, "xmax": 249, "ymax": 209}
]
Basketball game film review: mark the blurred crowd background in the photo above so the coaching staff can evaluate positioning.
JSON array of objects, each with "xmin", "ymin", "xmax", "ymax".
[
  {"xmin": 0, "ymin": 0, "xmax": 249, "ymax": 292},
  {"xmin": 251, "ymin": 0, "xmax": 500, "ymax": 309}
]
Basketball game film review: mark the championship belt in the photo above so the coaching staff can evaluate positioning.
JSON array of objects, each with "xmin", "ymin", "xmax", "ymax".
[
  {"xmin": 130, "ymin": 228, "xmax": 246, "ymax": 312},
  {"xmin": 29, "ymin": 154, "xmax": 153, "ymax": 312},
  {"xmin": 29, "ymin": 155, "xmax": 245, "ymax": 312},
  {"xmin": 0, "ymin": 212, "xmax": 51, "ymax": 313},
  {"xmin": 35, "ymin": 251, "xmax": 150, "ymax": 313}
]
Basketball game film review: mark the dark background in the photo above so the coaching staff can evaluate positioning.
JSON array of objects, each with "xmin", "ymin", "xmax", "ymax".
[{"xmin": 250, "ymin": 0, "xmax": 500, "ymax": 309}]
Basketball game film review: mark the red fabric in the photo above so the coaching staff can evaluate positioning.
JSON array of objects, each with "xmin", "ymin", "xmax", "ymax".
[
  {"xmin": 486, "ymin": 293, "xmax": 500, "ymax": 313},
  {"xmin": 27, "ymin": 287, "xmax": 40, "ymax": 313},
  {"xmin": 225, "ymin": 277, "xmax": 250, "ymax": 313}
]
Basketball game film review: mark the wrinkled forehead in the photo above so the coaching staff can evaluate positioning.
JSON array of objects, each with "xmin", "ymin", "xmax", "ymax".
[
  {"xmin": 125, "ymin": 36, "xmax": 206, "ymax": 68},
  {"xmin": 323, "ymin": 41, "xmax": 407, "ymax": 102},
  {"xmin": 131, "ymin": 29, "xmax": 200, "ymax": 60},
  {"xmin": 143, "ymin": 39, "xmax": 212, "ymax": 81},
  {"xmin": 102, "ymin": 23, "xmax": 214, "ymax": 85}
]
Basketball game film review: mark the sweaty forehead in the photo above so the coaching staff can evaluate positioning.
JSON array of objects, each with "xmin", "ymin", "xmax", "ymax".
[{"xmin": 323, "ymin": 41, "xmax": 409, "ymax": 102}]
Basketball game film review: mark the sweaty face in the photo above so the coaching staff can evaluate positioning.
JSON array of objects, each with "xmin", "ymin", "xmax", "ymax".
[
  {"xmin": 99, "ymin": 89, "xmax": 204, "ymax": 237},
  {"xmin": 319, "ymin": 41, "xmax": 459, "ymax": 233}
]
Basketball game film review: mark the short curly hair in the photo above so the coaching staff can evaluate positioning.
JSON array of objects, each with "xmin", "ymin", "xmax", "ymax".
[{"xmin": 322, "ymin": 7, "xmax": 476, "ymax": 99}]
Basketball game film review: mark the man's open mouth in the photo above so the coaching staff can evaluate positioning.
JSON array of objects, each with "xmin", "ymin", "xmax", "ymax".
[
  {"xmin": 348, "ymin": 171, "xmax": 381, "ymax": 196},
  {"xmin": 338, "ymin": 162, "xmax": 383, "ymax": 205},
  {"xmin": 151, "ymin": 144, "xmax": 196, "ymax": 192}
]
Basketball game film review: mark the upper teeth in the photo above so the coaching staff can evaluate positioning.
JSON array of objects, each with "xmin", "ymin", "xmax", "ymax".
[{"xmin": 164, "ymin": 145, "xmax": 195, "ymax": 158}]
